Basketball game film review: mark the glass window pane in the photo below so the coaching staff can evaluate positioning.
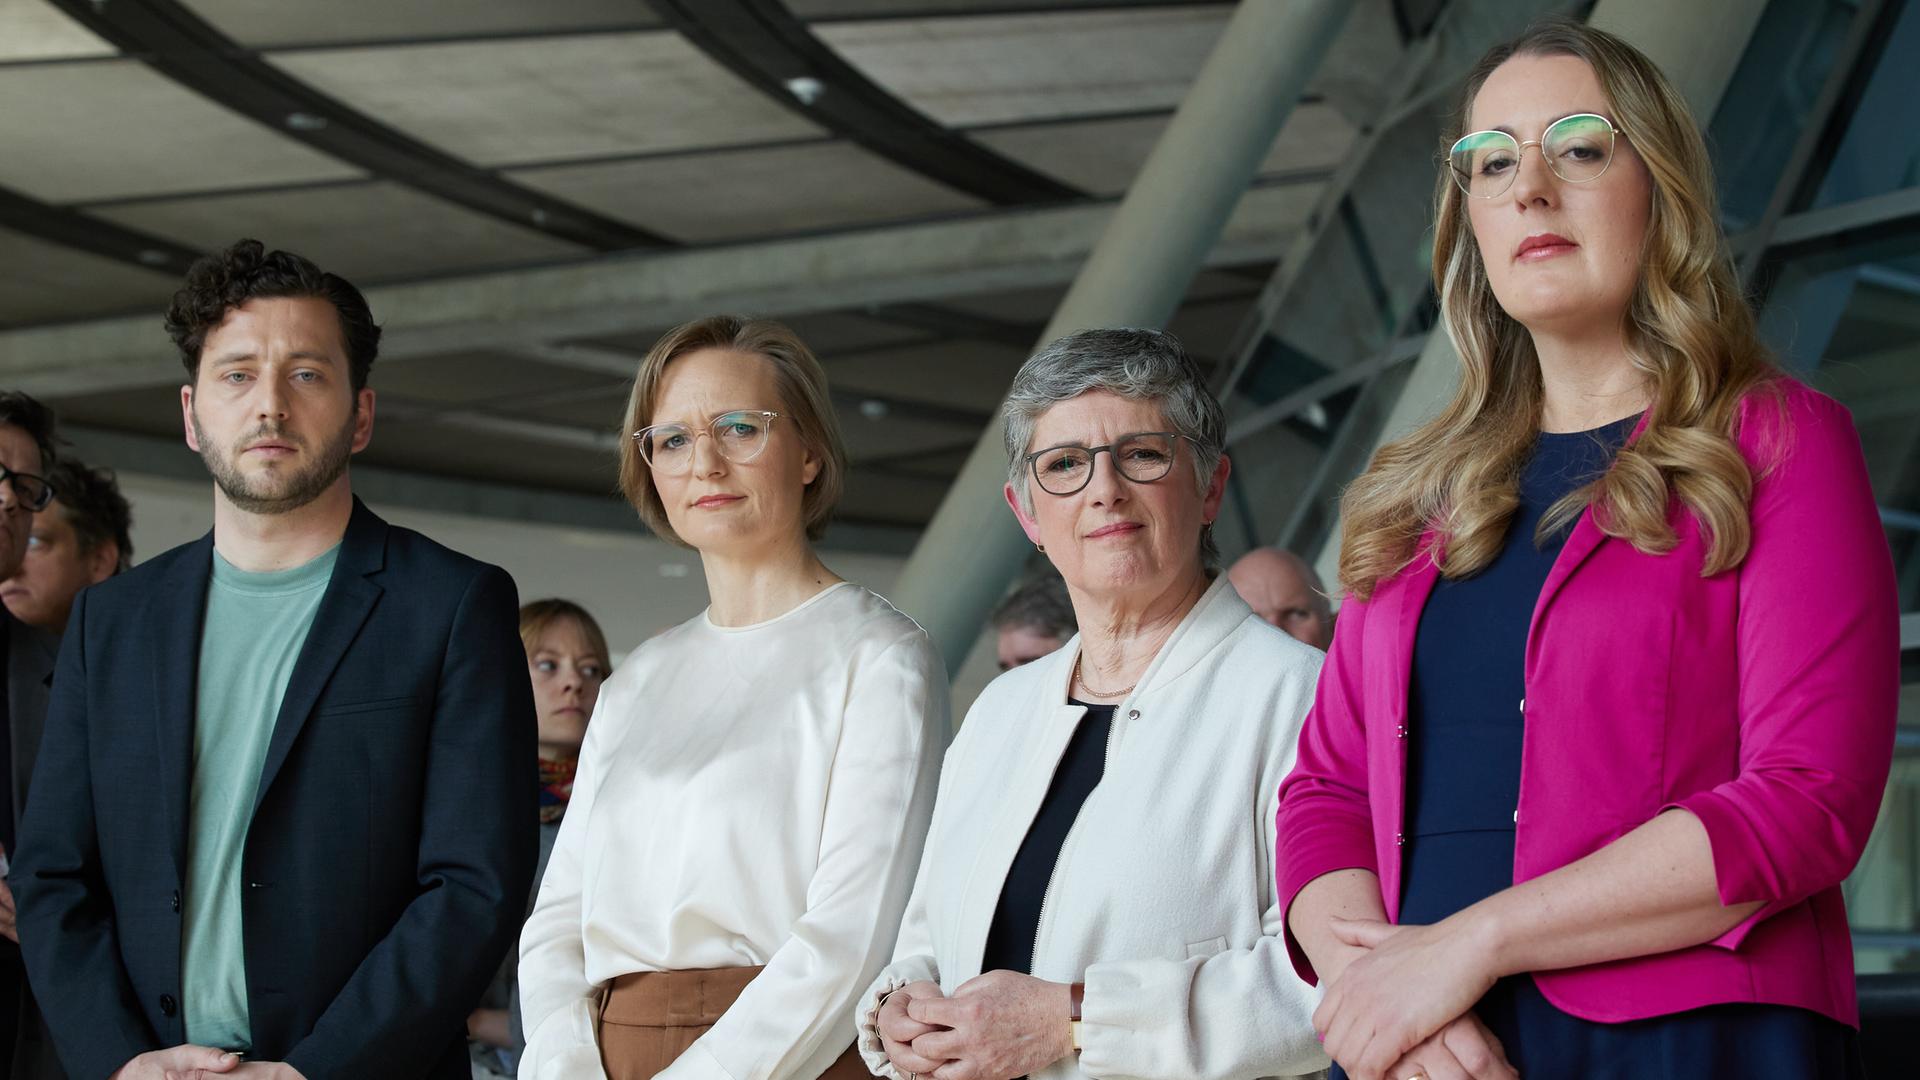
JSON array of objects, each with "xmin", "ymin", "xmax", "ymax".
[{"xmin": 1810, "ymin": 0, "xmax": 1920, "ymax": 209}]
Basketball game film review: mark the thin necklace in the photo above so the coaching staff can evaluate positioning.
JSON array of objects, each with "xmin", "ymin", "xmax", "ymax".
[{"xmin": 1074, "ymin": 653, "xmax": 1135, "ymax": 700}]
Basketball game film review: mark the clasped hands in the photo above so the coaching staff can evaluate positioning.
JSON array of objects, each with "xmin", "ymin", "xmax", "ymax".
[
  {"xmin": 110, "ymin": 1046, "xmax": 307, "ymax": 1080},
  {"xmin": 877, "ymin": 971, "xmax": 1072, "ymax": 1080},
  {"xmin": 1315, "ymin": 917, "xmax": 1519, "ymax": 1080}
]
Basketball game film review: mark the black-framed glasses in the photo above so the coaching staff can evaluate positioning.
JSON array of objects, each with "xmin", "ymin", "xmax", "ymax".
[
  {"xmin": 632, "ymin": 410, "xmax": 783, "ymax": 473},
  {"xmin": 0, "ymin": 464, "xmax": 54, "ymax": 512},
  {"xmin": 1025, "ymin": 431, "xmax": 1186, "ymax": 496},
  {"xmin": 1447, "ymin": 112, "xmax": 1624, "ymax": 199}
]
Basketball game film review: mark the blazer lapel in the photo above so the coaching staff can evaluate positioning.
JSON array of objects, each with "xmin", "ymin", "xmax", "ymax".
[
  {"xmin": 250, "ymin": 500, "xmax": 387, "ymax": 817},
  {"xmin": 1390, "ymin": 534, "xmax": 1444, "ymax": 715},
  {"xmin": 148, "ymin": 533, "xmax": 216, "ymax": 880},
  {"xmin": 1527, "ymin": 410, "xmax": 1649, "ymax": 643}
]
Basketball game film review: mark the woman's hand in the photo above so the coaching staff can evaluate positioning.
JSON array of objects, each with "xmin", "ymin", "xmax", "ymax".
[
  {"xmin": 1378, "ymin": 1012, "xmax": 1517, "ymax": 1080},
  {"xmin": 906, "ymin": 970, "xmax": 1073, "ymax": 1080},
  {"xmin": 1314, "ymin": 917, "xmax": 1499, "ymax": 1080},
  {"xmin": 880, "ymin": 981, "xmax": 953, "ymax": 1078}
]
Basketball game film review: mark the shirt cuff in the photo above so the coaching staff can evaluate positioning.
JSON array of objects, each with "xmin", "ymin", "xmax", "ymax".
[
  {"xmin": 523, "ymin": 995, "xmax": 608, "ymax": 1080},
  {"xmin": 856, "ymin": 957, "xmax": 939, "ymax": 1079}
]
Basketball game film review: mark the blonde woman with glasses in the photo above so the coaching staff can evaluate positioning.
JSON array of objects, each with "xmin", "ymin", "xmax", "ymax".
[
  {"xmin": 1277, "ymin": 18, "xmax": 1894, "ymax": 1080},
  {"xmin": 518, "ymin": 316, "xmax": 947, "ymax": 1080}
]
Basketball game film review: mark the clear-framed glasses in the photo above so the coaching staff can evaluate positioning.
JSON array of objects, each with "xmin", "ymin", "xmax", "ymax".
[
  {"xmin": 1447, "ymin": 112, "xmax": 1624, "ymax": 199},
  {"xmin": 632, "ymin": 410, "xmax": 782, "ymax": 473},
  {"xmin": 1025, "ymin": 432, "xmax": 1186, "ymax": 497},
  {"xmin": 0, "ymin": 463, "xmax": 54, "ymax": 512}
]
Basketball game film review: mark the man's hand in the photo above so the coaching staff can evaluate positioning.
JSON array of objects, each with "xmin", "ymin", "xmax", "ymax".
[
  {"xmin": 108, "ymin": 1046, "xmax": 238, "ymax": 1080},
  {"xmin": 0, "ymin": 878, "xmax": 17, "ymax": 943},
  {"xmin": 879, "ymin": 980, "xmax": 953, "ymax": 1078},
  {"xmin": 907, "ymin": 970, "xmax": 1073, "ymax": 1080},
  {"xmin": 173, "ymin": 1061, "xmax": 308, "ymax": 1080}
]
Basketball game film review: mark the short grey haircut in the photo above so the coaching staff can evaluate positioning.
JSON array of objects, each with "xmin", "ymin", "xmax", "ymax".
[{"xmin": 1003, "ymin": 327, "xmax": 1226, "ymax": 565}]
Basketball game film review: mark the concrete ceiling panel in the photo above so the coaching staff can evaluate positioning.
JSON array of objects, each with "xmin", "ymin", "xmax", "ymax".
[
  {"xmin": 815, "ymin": 7, "xmax": 1230, "ymax": 127},
  {"xmin": 0, "ymin": 0, "xmax": 115, "ymax": 62},
  {"xmin": 572, "ymin": 310, "xmax": 931, "ymax": 360},
  {"xmin": 36, "ymin": 383, "xmax": 184, "ymax": 440},
  {"xmin": 181, "ymin": 0, "xmax": 660, "ymax": 49},
  {"xmin": 370, "ymin": 351, "xmax": 621, "ymax": 406},
  {"xmin": 269, "ymin": 32, "xmax": 824, "ymax": 167},
  {"xmin": 355, "ymin": 413, "xmax": 619, "ymax": 494},
  {"xmin": 0, "ymin": 227, "xmax": 183, "ymax": 327},
  {"xmin": 513, "ymin": 140, "xmax": 983, "ymax": 243},
  {"xmin": 826, "ymin": 339, "xmax": 1027, "ymax": 413},
  {"xmin": 0, "ymin": 61, "xmax": 364, "ymax": 202},
  {"xmin": 838, "ymin": 464, "xmax": 955, "ymax": 525},
  {"xmin": 973, "ymin": 101, "xmax": 1355, "ymax": 196},
  {"xmin": 91, "ymin": 181, "xmax": 585, "ymax": 285},
  {"xmin": 791, "ymin": 1, "xmax": 1228, "ymax": 19},
  {"xmin": 837, "ymin": 407, "xmax": 983, "ymax": 469}
]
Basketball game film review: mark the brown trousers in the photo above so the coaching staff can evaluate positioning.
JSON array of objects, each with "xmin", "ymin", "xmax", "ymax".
[{"xmin": 598, "ymin": 965, "xmax": 869, "ymax": 1080}]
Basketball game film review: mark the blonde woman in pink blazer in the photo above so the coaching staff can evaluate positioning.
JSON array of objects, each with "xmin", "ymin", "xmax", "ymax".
[{"xmin": 1276, "ymin": 19, "xmax": 1896, "ymax": 1080}]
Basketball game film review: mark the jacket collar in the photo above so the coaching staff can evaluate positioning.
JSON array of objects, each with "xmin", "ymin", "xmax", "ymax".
[{"xmin": 1049, "ymin": 573, "xmax": 1252, "ymax": 710}]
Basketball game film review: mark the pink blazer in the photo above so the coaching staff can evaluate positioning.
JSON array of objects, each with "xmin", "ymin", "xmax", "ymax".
[{"xmin": 1275, "ymin": 378, "xmax": 1898, "ymax": 1027}]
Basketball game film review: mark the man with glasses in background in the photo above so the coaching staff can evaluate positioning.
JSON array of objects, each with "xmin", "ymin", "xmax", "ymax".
[{"xmin": 0, "ymin": 389, "xmax": 65, "ymax": 1079}]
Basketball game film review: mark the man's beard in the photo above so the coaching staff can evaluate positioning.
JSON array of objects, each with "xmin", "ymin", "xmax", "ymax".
[{"xmin": 192, "ymin": 408, "xmax": 356, "ymax": 516}]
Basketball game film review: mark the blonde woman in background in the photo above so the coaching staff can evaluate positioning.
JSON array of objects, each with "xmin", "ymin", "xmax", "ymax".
[
  {"xmin": 1279, "ymin": 19, "xmax": 1894, "ymax": 1080},
  {"xmin": 518, "ymin": 316, "xmax": 946, "ymax": 1080},
  {"xmin": 470, "ymin": 600, "xmax": 611, "ymax": 1077}
]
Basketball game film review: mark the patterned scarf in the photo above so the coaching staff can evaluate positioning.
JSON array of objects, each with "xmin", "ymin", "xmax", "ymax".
[{"xmin": 538, "ymin": 756, "xmax": 577, "ymax": 825}]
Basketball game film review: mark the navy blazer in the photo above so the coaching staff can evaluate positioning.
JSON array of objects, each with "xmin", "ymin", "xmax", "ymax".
[{"xmin": 12, "ymin": 499, "xmax": 536, "ymax": 1080}]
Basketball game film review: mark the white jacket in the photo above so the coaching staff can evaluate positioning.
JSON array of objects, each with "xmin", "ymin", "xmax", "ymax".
[{"xmin": 856, "ymin": 576, "xmax": 1329, "ymax": 1080}]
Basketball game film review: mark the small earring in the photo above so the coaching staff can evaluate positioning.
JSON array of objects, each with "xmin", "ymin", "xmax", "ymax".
[{"xmin": 1036, "ymin": 543, "xmax": 1046, "ymax": 553}]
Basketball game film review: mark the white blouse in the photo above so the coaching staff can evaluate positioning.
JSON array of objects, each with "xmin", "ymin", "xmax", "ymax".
[{"xmin": 519, "ymin": 582, "xmax": 948, "ymax": 1080}]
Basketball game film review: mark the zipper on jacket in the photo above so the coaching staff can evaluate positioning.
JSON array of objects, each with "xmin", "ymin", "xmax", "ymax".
[{"xmin": 1029, "ymin": 696, "xmax": 1132, "ymax": 977}]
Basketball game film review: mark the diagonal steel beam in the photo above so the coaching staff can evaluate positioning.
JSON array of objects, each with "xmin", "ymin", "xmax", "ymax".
[
  {"xmin": 645, "ymin": 0, "xmax": 1083, "ymax": 205},
  {"xmin": 48, "ymin": 0, "xmax": 671, "ymax": 251},
  {"xmin": 0, "ymin": 183, "xmax": 201, "ymax": 276}
]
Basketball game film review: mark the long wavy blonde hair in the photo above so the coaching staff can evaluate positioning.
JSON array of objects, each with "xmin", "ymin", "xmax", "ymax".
[{"xmin": 1338, "ymin": 17, "xmax": 1777, "ymax": 600}]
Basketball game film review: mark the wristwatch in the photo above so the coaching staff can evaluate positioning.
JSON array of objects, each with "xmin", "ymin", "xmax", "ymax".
[{"xmin": 1068, "ymin": 982, "xmax": 1086, "ymax": 1052}]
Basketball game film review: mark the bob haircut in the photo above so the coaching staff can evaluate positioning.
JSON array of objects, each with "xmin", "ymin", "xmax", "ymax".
[
  {"xmin": 617, "ymin": 315, "xmax": 847, "ymax": 547},
  {"xmin": 518, "ymin": 598, "xmax": 611, "ymax": 668}
]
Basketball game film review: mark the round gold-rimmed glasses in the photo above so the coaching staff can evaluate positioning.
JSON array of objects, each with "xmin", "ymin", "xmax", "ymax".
[
  {"xmin": 1447, "ymin": 112, "xmax": 1624, "ymax": 199},
  {"xmin": 632, "ymin": 410, "xmax": 782, "ymax": 473}
]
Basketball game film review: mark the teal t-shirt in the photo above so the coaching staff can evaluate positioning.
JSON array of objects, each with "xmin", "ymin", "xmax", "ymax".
[{"xmin": 182, "ymin": 545, "xmax": 339, "ymax": 1050}]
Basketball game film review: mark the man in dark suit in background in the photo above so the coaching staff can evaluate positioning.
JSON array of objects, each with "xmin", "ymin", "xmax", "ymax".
[
  {"xmin": 14, "ymin": 240, "xmax": 536, "ymax": 1080},
  {"xmin": 0, "ymin": 391, "xmax": 65, "ymax": 1079}
]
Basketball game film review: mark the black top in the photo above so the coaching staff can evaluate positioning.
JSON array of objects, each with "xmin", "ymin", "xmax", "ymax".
[
  {"xmin": 1346, "ymin": 414, "xmax": 1862, "ymax": 1079},
  {"xmin": 980, "ymin": 699, "xmax": 1114, "ymax": 975}
]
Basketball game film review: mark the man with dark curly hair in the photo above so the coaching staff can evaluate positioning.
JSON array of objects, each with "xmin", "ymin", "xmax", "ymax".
[{"xmin": 12, "ymin": 240, "xmax": 537, "ymax": 1080}]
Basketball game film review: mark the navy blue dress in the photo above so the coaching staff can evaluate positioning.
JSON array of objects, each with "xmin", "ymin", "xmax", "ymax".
[{"xmin": 1333, "ymin": 415, "xmax": 1862, "ymax": 1079}]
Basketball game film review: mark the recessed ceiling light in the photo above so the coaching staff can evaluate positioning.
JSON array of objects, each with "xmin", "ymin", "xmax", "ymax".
[
  {"xmin": 136, "ymin": 249, "xmax": 173, "ymax": 266},
  {"xmin": 285, "ymin": 112, "xmax": 328, "ymax": 131},
  {"xmin": 859, "ymin": 399, "xmax": 889, "ymax": 420},
  {"xmin": 785, "ymin": 76, "xmax": 825, "ymax": 106}
]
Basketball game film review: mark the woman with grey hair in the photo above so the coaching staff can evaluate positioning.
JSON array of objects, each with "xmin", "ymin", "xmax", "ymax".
[{"xmin": 854, "ymin": 328, "xmax": 1328, "ymax": 1080}]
